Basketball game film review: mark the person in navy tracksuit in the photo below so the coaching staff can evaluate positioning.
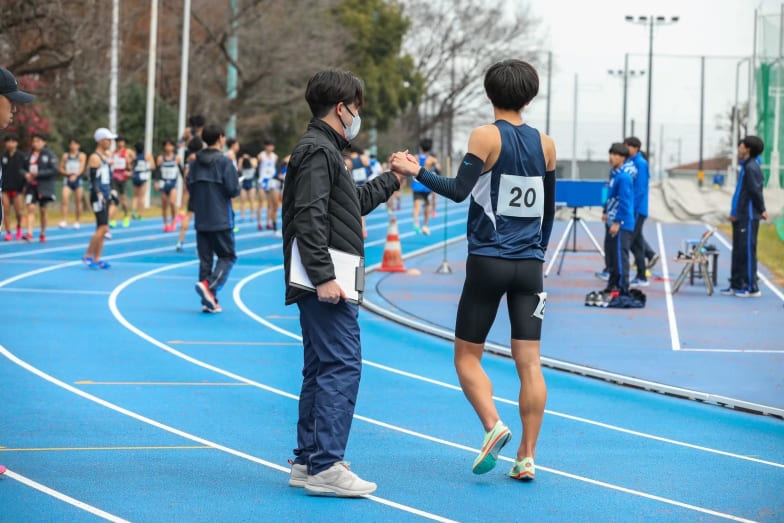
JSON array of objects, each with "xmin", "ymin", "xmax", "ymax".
[
  {"xmin": 624, "ymin": 136, "xmax": 659, "ymax": 286},
  {"xmin": 605, "ymin": 143, "xmax": 636, "ymax": 295},
  {"xmin": 722, "ymin": 136, "xmax": 768, "ymax": 298}
]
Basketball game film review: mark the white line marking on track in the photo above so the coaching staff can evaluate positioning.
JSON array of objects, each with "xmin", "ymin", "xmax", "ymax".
[
  {"xmin": 2, "ymin": 468, "xmax": 130, "ymax": 523},
  {"xmin": 235, "ymin": 264, "xmax": 784, "ymax": 471},
  {"xmin": 680, "ymin": 348, "xmax": 784, "ymax": 353},
  {"xmin": 0, "ymin": 287, "xmax": 111, "ymax": 295},
  {"xmin": 0, "ymin": 345, "xmax": 457, "ymax": 523},
  {"xmin": 656, "ymin": 222, "xmax": 681, "ymax": 351},
  {"xmin": 708, "ymin": 224, "xmax": 784, "ymax": 302}
]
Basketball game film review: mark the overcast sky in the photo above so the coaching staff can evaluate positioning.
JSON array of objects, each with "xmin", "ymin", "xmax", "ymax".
[{"xmin": 458, "ymin": 0, "xmax": 782, "ymax": 173}]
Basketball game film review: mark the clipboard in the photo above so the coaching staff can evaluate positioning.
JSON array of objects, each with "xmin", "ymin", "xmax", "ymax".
[{"xmin": 289, "ymin": 237, "xmax": 365, "ymax": 304}]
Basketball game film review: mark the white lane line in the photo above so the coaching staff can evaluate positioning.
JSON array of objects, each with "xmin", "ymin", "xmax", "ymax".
[
  {"xmin": 0, "ymin": 221, "xmax": 165, "ymax": 246},
  {"xmin": 2, "ymin": 468, "xmax": 130, "ymax": 523},
  {"xmin": 657, "ymin": 222, "xmax": 682, "ymax": 351},
  {"xmin": 111, "ymin": 265, "xmax": 762, "ymax": 523},
  {"xmin": 0, "ymin": 344, "xmax": 457, "ymax": 523},
  {"xmin": 235, "ymin": 266, "xmax": 784, "ymax": 470},
  {"xmin": 681, "ymin": 348, "xmax": 784, "ymax": 353},
  {"xmin": 708, "ymin": 224, "xmax": 784, "ymax": 302}
]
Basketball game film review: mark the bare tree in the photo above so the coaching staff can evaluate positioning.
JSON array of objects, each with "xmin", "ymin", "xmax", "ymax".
[
  {"xmin": 397, "ymin": 0, "xmax": 543, "ymax": 153},
  {"xmin": 715, "ymin": 102, "xmax": 748, "ymax": 157}
]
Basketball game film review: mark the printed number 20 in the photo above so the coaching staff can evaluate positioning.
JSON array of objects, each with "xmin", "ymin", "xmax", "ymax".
[{"xmin": 509, "ymin": 187, "xmax": 536, "ymax": 208}]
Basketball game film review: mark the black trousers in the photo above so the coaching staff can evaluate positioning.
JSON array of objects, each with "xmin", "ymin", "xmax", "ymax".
[
  {"xmin": 603, "ymin": 223, "xmax": 612, "ymax": 272},
  {"xmin": 607, "ymin": 229, "xmax": 633, "ymax": 294},
  {"xmin": 630, "ymin": 214, "xmax": 655, "ymax": 279},
  {"xmin": 197, "ymin": 229, "xmax": 237, "ymax": 294},
  {"xmin": 730, "ymin": 219, "xmax": 760, "ymax": 292}
]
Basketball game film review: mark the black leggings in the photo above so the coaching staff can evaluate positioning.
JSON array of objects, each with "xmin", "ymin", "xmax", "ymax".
[{"xmin": 455, "ymin": 255, "xmax": 545, "ymax": 344}]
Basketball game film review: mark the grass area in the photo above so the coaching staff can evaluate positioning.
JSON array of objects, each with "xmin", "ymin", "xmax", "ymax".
[{"xmin": 718, "ymin": 223, "xmax": 784, "ymax": 287}]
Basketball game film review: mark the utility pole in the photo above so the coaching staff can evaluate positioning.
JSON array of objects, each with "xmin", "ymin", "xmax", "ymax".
[
  {"xmin": 175, "ymin": 0, "xmax": 191, "ymax": 208},
  {"xmin": 226, "ymin": 0, "xmax": 238, "ymax": 139},
  {"xmin": 109, "ymin": 0, "xmax": 119, "ymax": 133},
  {"xmin": 545, "ymin": 51, "xmax": 552, "ymax": 135},
  {"xmin": 143, "ymin": 0, "xmax": 159, "ymax": 209},
  {"xmin": 698, "ymin": 55, "xmax": 705, "ymax": 187},
  {"xmin": 571, "ymin": 74, "xmax": 578, "ymax": 180}
]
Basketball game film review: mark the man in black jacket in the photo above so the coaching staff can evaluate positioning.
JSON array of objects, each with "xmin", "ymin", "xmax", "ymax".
[
  {"xmin": 22, "ymin": 133, "xmax": 58, "ymax": 242},
  {"xmin": 722, "ymin": 136, "xmax": 769, "ymax": 298},
  {"xmin": 188, "ymin": 124, "xmax": 240, "ymax": 313},
  {"xmin": 282, "ymin": 70, "xmax": 406, "ymax": 497}
]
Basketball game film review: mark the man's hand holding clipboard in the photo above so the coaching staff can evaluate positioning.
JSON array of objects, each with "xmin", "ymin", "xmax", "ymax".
[{"xmin": 289, "ymin": 237, "xmax": 365, "ymax": 304}]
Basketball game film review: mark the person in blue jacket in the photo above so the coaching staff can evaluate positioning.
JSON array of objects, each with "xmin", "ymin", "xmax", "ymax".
[
  {"xmin": 188, "ymin": 124, "xmax": 241, "ymax": 313},
  {"xmin": 721, "ymin": 136, "xmax": 768, "ymax": 298},
  {"xmin": 624, "ymin": 137, "xmax": 659, "ymax": 286},
  {"xmin": 605, "ymin": 143, "xmax": 636, "ymax": 295}
]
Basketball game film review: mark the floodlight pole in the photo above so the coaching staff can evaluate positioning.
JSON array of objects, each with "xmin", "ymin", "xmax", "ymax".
[
  {"xmin": 545, "ymin": 51, "xmax": 552, "ymax": 135},
  {"xmin": 226, "ymin": 0, "xmax": 238, "ymax": 139},
  {"xmin": 143, "ymin": 0, "xmax": 159, "ymax": 209},
  {"xmin": 175, "ymin": 0, "xmax": 191, "ymax": 208},
  {"xmin": 732, "ymin": 57, "xmax": 750, "ymax": 186},
  {"xmin": 571, "ymin": 74, "xmax": 578, "ymax": 180},
  {"xmin": 109, "ymin": 0, "xmax": 119, "ymax": 134}
]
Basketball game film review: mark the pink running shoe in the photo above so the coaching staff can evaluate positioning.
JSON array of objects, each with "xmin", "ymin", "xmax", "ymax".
[
  {"xmin": 0, "ymin": 464, "xmax": 6, "ymax": 475},
  {"xmin": 15, "ymin": 228, "xmax": 22, "ymax": 240},
  {"xmin": 3, "ymin": 232, "xmax": 11, "ymax": 241}
]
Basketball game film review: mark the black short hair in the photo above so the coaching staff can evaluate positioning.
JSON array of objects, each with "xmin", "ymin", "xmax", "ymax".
[
  {"xmin": 741, "ymin": 135, "xmax": 764, "ymax": 158},
  {"xmin": 226, "ymin": 138, "xmax": 237, "ymax": 149},
  {"xmin": 31, "ymin": 132, "xmax": 47, "ymax": 141},
  {"xmin": 609, "ymin": 142, "xmax": 630, "ymax": 158},
  {"xmin": 484, "ymin": 60, "xmax": 539, "ymax": 111},
  {"xmin": 623, "ymin": 136, "xmax": 642, "ymax": 149},
  {"xmin": 419, "ymin": 138, "xmax": 433, "ymax": 153},
  {"xmin": 241, "ymin": 156, "xmax": 254, "ymax": 169},
  {"xmin": 115, "ymin": 135, "xmax": 125, "ymax": 143},
  {"xmin": 202, "ymin": 124, "xmax": 224, "ymax": 146},
  {"xmin": 162, "ymin": 138, "xmax": 175, "ymax": 147},
  {"xmin": 4, "ymin": 133, "xmax": 19, "ymax": 142},
  {"xmin": 305, "ymin": 69, "xmax": 365, "ymax": 118},
  {"xmin": 187, "ymin": 136, "xmax": 204, "ymax": 153},
  {"xmin": 263, "ymin": 137, "xmax": 274, "ymax": 146},
  {"xmin": 135, "ymin": 141, "xmax": 145, "ymax": 154},
  {"xmin": 68, "ymin": 137, "xmax": 80, "ymax": 145},
  {"xmin": 188, "ymin": 115, "xmax": 205, "ymax": 128}
]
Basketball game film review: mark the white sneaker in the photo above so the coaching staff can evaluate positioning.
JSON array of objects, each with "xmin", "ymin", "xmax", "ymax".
[
  {"xmin": 73, "ymin": 222, "xmax": 81, "ymax": 230},
  {"xmin": 304, "ymin": 461, "xmax": 376, "ymax": 497},
  {"xmin": 58, "ymin": 221, "xmax": 68, "ymax": 229},
  {"xmin": 288, "ymin": 461, "xmax": 307, "ymax": 487}
]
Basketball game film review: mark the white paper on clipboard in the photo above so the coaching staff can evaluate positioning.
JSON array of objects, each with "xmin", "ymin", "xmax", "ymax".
[{"xmin": 290, "ymin": 237, "xmax": 365, "ymax": 304}]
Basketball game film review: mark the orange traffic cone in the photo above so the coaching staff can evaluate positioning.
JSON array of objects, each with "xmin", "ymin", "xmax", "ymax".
[{"xmin": 378, "ymin": 215, "xmax": 406, "ymax": 272}]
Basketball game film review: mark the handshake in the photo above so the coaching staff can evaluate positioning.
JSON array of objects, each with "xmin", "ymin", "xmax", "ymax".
[{"xmin": 388, "ymin": 150, "xmax": 424, "ymax": 182}]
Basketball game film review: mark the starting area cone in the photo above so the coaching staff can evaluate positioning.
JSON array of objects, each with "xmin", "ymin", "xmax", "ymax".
[{"xmin": 378, "ymin": 216, "xmax": 407, "ymax": 273}]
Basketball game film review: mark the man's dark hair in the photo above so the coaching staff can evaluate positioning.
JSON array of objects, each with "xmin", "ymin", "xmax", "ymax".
[
  {"xmin": 741, "ymin": 135, "xmax": 764, "ymax": 158},
  {"xmin": 305, "ymin": 69, "xmax": 365, "ymax": 118},
  {"xmin": 187, "ymin": 136, "xmax": 204, "ymax": 153},
  {"xmin": 202, "ymin": 124, "xmax": 224, "ymax": 146},
  {"xmin": 484, "ymin": 60, "xmax": 539, "ymax": 111},
  {"xmin": 135, "ymin": 141, "xmax": 145, "ymax": 154},
  {"xmin": 188, "ymin": 115, "xmax": 205, "ymax": 128},
  {"xmin": 263, "ymin": 137, "xmax": 274, "ymax": 146},
  {"xmin": 226, "ymin": 138, "xmax": 237, "ymax": 149},
  {"xmin": 116, "ymin": 135, "xmax": 125, "ymax": 143},
  {"xmin": 69, "ymin": 137, "xmax": 80, "ymax": 144},
  {"xmin": 420, "ymin": 138, "xmax": 433, "ymax": 153},
  {"xmin": 609, "ymin": 142, "xmax": 630, "ymax": 158},
  {"xmin": 623, "ymin": 136, "xmax": 642, "ymax": 149},
  {"xmin": 4, "ymin": 133, "xmax": 19, "ymax": 142},
  {"xmin": 31, "ymin": 132, "xmax": 47, "ymax": 141},
  {"xmin": 162, "ymin": 138, "xmax": 175, "ymax": 147}
]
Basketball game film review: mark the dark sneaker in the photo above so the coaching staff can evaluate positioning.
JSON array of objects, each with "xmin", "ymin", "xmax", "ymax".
[
  {"xmin": 735, "ymin": 289, "xmax": 761, "ymax": 298},
  {"xmin": 719, "ymin": 287, "xmax": 737, "ymax": 296},
  {"xmin": 646, "ymin": 253, "xmax": 660, "ymax": 270},
  {"xmin": 195, "ymin": 280, "xmax": 217, "ymax": 310}
]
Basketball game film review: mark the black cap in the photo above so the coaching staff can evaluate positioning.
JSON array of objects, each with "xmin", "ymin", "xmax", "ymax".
[{"xmin": 0, "ymin": 67, "xmax": 35, "ymax": 104}]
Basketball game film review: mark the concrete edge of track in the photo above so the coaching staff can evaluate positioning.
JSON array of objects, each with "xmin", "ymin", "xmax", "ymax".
[{"xmin": 360, "ymin": 234, "xmax": 784, "ymax": 420}]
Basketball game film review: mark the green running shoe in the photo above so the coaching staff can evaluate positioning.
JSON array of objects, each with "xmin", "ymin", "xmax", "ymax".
[
  {"xmin": 109, "ymin": 220, "xmax": 117, "ymax": 228},
  {"xmin": 122, "ymin": 216, "xmax": 131, "ymax": 228},
  {"xmin": 509, "ymin": 456, "xmax": 535, "ymax": 481},
  {"xmin": 472, "ymin": 420, "xmax": 511, "ymax": 475}
]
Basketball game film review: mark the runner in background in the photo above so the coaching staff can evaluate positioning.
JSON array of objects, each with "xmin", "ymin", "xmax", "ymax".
[
  {"xmin": 22, "ymin": 133, "xmax": 58, "ymax": 242},
  {"xmin": 131, "ymin": 141, "xmax": 154, "ymax": 220},
  {"xmin": 58, "ymin": 138, "xmax": 87, "ymax": 229},
  {"xmin": 156, "ymin": 138, "xmax": 183, "ymax": 232},
  {"xmin": 2, "ymin": 133, "xmax": 26, "ymax": 241},
  {"xmin": 176, "ymin": 136, "xmax": 205, "ymax": 252},
  {"xmin": 110, "ymin": 136, "xmax": 133, "ymax": 228},
  {"xmin": 257, "ymin": 138, "xmax": 278, "ymax": 231},
  {"xmin": 238, "ymin": 152, "xmax": 257, "ymax": 222}
]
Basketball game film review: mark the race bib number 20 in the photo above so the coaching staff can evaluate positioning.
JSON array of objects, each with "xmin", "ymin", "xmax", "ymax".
[{"xmin": 497, "ymin": 174, "xmax": 543, "ymax": 219}]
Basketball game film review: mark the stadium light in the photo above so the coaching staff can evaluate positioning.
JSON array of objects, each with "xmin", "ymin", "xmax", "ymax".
[
  {"xmin": 625, "ymin": 14, "xmax": 679, "ymax": 155},
  {"xmin": 608, "ymin": 56, "xmax": 646, "ymax": 138}
]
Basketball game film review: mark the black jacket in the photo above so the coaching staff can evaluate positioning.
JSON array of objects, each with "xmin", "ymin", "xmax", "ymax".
[
  {"xmin": 1, "ymin": 150, "xmax": 26, "ymax": 192},
  {"xmin": 24, "ymin": 145, "xmax": 58, "ymax": 198},
  {"xmin": 282, "ymin": 119, "xmax": 400, "ymax": 305},
  {"xmin": 733, "ymin": 159, "xmax": 766, "ymax": 220},
  {"xmin": 186, "ymin": 148, "xmax": 240, "ymax": 231}
]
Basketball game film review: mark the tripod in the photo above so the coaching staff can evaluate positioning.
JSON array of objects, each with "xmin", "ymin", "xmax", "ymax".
[{"xmin": 544, "ymin": 207, "xmax": 605, "ymax": 277}]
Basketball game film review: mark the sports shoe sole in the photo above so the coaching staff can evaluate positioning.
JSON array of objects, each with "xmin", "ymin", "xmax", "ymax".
[
  {"xmin": 304, "ymin": 483, "xmax": 376, "ymax": 497},
  {"xmin": 195, "ymin": 282, "xmax": 216, "ymax": 310},
  {"xmin": 647, "ymin": 254, "xmax": 660, "ymax": 269},
  {"xmin": 472, "ymin": 427, "xmax": 512, "ymax": 475}
]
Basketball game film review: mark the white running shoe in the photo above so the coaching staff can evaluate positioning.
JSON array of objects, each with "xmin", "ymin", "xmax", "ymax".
[
  {"xmin": 58, "ymin": 221, "xmax": 68, "ymax": 229},
  {"xmin": 305, "ymin": 461, "xmax": 376, "ymax": 497},
  {"xmin": 288, "ymin": 461, "xmax": 307, "ymax": 487},
  {"xmin": 73, "ymin": 222, "xmax": 81, "ymax": 230}
]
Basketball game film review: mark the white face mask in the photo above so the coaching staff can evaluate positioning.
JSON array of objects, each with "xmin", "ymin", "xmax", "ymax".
[{"xmin": 339, "ymin": 105, "xmax": 361, "ymax": 141}]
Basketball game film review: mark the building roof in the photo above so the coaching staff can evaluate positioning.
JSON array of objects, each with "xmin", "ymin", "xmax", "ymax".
[{"xmin": 668, "ymin": 157, "xmax": 732, "ymax": 172}]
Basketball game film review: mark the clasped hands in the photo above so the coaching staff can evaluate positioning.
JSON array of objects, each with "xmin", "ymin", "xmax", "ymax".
[{"xmin": 389, "ymin": 150, "xmax": 423, "ymax": 182}]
